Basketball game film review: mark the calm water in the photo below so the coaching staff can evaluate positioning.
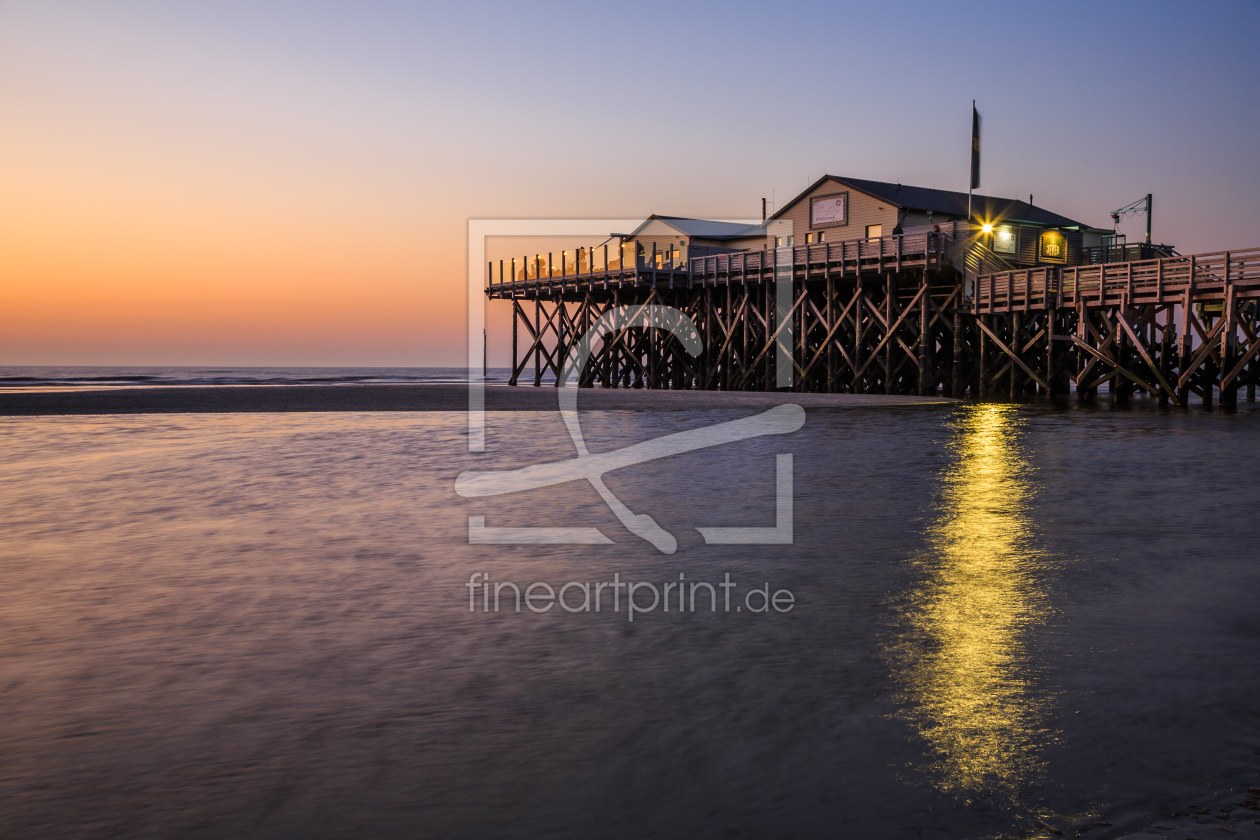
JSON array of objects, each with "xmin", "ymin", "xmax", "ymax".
[{"xmin": 1, "ymin": 400, "xmax": 1258, "ymax": 839}]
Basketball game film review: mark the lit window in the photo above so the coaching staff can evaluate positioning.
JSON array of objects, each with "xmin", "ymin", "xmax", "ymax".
[{"xmin": 866, "ymin": 224, "xmax": 882, "ymax": 239}]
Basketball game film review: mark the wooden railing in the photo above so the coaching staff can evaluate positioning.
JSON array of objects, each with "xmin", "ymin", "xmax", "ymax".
[
  {"xmin": 486, "ymin": 229, "xmax": 949, "ymax": 297},
  {"xmin": 973, "ymin": 248, "xmax": 1260, "ymax": 312},
  {"xmin": 1082, "ymin": 242, "xmax": 1176, "ymax": 265},
  {"xmin": 972, "ymin": 267, "xmax": 1059, "ymax": 313},
  {"xmin": 688, "ymin": 231, "xmax": 944, "ymax": 286}
]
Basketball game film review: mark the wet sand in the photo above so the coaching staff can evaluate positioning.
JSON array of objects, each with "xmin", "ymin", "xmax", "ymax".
[{"xmin": 0, "ymin": 383, "xmax": 953, "ymax": 415}]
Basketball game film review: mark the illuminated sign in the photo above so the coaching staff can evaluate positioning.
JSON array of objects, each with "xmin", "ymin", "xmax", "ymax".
[
  {"xmin": 1039, "ymin": 230, "xmax": 1067, "ymax": 264},
  {"xmin": 810, "ymin": 192, "xmax": 848, "ymax": 229},
  {"xmin": 992, "ymin": 226, "xmax": 1017, "ymax": 255}
]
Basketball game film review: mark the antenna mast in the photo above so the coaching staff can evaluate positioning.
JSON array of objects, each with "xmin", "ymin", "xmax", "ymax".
[{"xmin": 1111, "ymin": 194, "xmax": 1153, "ymax": 243}]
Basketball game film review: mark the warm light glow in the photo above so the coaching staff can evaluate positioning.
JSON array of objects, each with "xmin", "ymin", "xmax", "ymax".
[
  {"xmin": 890, "ymin": 405, "xmax": 1054, "ymax": 795},
  {"xmin": 982, "ymin": 223, "xmax": 993, "ymax": 234}
]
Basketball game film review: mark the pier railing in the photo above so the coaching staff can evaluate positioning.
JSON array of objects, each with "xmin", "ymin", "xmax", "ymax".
[
  {"xmin": 488, "ymin": 242, "xmax": 644, "ymax": 286},
  {"xmin": 486, "ymin": 228, "xmax": 952, "ymax": 298},
  {"xmin": 973, "ymin": 248, "xmax": 1260, "ymax": 313},
  {"xmin": 688, "ymin": 230, "xmax": 945, "ymax": 286},
  {"xmin": 1082, "ymin": 242, "xmax": 1177, "ymax": 265}
]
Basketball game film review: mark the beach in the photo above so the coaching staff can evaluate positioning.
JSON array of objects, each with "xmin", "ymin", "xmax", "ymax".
[{"xmin": 0, "ymin": 382, "xmax": 952, "ymax": 415}]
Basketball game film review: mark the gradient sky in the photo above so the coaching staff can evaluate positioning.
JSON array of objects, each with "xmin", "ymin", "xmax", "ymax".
[{"xmin": 2, "ymin": 0, "xmax": 1258, "ymax": 367}]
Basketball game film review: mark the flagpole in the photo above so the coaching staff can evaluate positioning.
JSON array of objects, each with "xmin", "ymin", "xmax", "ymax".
[{"xmin": 968, "ymin": 99, "xmax": 974, "ymax": 227}]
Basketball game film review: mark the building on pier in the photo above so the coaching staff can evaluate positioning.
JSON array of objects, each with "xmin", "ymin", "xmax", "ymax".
[
  {"xmin": 765, "ymin": 175, "xmax": 1114, "ymax": 266},
  {"xmin": 622, "ymin": 176, "xmax": 1118, "ymax": 271},
  {"xmin": 623, "ymin": 216, "xmax": 766, "ymax": 266}
]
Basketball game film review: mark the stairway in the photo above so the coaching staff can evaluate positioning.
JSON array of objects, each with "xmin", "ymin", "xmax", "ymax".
[{"xmin": 942, "ymin": 229, "xmax": 1017, "ymax": 288}]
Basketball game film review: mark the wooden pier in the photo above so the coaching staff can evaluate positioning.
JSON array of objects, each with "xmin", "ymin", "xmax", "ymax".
[
  {"xmin": 486, "ymin": 230, "xmax": 1260, "ymax": 407},
  {"xmin": 971, "ymin": 248, "xmax": 1260, "ymax": 406}
]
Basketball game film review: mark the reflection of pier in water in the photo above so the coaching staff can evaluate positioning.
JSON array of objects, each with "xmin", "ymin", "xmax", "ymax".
[{"xmin": 891, "ymin": 405, "xmax": 1055, "ymax": 795}]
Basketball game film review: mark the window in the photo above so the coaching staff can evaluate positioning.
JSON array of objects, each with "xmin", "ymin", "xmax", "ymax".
[
  {"xmin": 806, "ymin": 232, "xmax": 825, "ymax": 244},
  {"xmin": 775, "ymin": 235, "xmax": 795, "ymax": 247},
  {"xmin": 866, "ymin": 224, "xmax": 883, "ymax": 239}
]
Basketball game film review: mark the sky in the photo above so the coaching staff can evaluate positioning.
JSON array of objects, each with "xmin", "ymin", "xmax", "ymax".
[{"xmin": 2, "ymin": 0, "xmax": 1258, "ymax": 367}]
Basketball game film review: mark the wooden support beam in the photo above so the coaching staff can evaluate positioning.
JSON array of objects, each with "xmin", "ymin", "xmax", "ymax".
[
  {"xmin": 1177, "ymin": 316, "xmax": 1228, "ymax": 390},
  {"xmin": 800, "ymin": 288, "xmax": 861, "ymax": 381},
  {"xmin": 1115, "ymin": 309, "xmax": 1178, "ymax": 401},
  {"xmin": 952, "ymin": 292, "xmax": 963, "ymax": 398},
  {"xmin": 509, "ymin": 298, "xmax": 522, "ymax": 385},
  {"xmin": 919, "ymin": 273, "xmax": 931, "ymax": 395},
  {"xmin": 533, "ymin": 297, "xmax": 543, "ymax": 386},
  {"xmin": 884, "ymin": 273, "xmax": 894, "ymax": 395},
  {"xmin": 979, "ymin": 315, "xmax": 989, "ymax": 397},
  {"xmin": 1071, "ymin": 337, "xmax": 1161, "ymax": 396},
  {"xmin": 976, "ymin": 318, "xmax": 1050, "ymax": 391},
  {"xmin": 1220, "ymin": 281, "xmax": 1238, "ymax": 406},
  {"xmin": 1010, "ymin": 313, "xmax": 1022, "ymax": 398},
  {"xmin": 852, "ymin": 283, "xmax": 929, "ymax": 381},
  {"xmin": 853, "ymin": 280, "xmax": 864, "ymax": 394}
]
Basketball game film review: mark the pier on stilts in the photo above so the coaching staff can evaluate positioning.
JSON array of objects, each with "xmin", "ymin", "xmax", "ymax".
[
  {"xmin": 973, "ymin": 248, "xmax": 1260, "ymax": 407},
  {"xmin": 486, "ymin": 230, "xmax": 1260, "ymax": 407}
]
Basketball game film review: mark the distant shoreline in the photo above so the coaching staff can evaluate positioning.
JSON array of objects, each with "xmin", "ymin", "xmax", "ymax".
[{"xmin": 0, "ymin": 383, "xmax": 954, "ymax": 416}]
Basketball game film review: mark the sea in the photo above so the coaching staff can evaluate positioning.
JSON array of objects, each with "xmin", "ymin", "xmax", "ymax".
[
  {"xmin": 1, "ymin": 367, "xmax": 1258, "ymax": 839},
  {"xmin": 0, "ymin": 365, "xmax": 524, "ymax": 389}
]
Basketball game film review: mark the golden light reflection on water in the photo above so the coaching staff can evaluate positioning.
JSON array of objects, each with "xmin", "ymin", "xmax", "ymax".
[{"xmin": 893, "ymin": 404, "xmax": 1054, "ymax": 797}]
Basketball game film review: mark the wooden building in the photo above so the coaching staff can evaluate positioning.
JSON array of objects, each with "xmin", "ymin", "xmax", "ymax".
[
  {"xmin": 623, "ymin": 216, "xmax": 765, "ymax": 267},
  {"xmin": 623, "ymin": 176, "xmax": 1116, "ymax": 270},
  {"xmin": 765, "ymin": 175, "xmax": 1113, "ymax": 264}
]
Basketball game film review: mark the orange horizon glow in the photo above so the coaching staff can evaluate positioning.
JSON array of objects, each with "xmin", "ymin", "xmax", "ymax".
[{"xmin": 3, "ymin": 2, "xmax": 1257, "ymax": 368}]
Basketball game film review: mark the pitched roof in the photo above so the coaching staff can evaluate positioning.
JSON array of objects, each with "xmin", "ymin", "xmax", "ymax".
[
  {"xmin": 771, "ymin": 175, "xmax": 1100, "ymax": 230},
  {"xmin": 631, "ymin": 215, "xmax": 765, "ymax": 240}
]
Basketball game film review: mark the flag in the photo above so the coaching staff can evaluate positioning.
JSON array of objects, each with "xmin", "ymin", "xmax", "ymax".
[{"xmin": 970, "ymin": 101, "xmax": 981, "ymax": 190}]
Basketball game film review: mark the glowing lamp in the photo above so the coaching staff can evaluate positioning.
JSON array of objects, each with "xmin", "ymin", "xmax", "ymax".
[{"xmin": 982, "ymin": 223, "xmax": 993, "ymax": 234}]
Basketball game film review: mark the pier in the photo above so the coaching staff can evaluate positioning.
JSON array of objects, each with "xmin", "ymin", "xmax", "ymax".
[
  {"xmin": 486, "ymin": 190, "xmax": 1258, "ymax": 408},
  {"xmin": 972, "ymin": 248, "xmax": 1260, "ymax": 406}
]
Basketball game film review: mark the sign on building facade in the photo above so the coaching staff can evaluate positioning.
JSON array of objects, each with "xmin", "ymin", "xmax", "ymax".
[
  {"xmin": 810, "ymin": 193, "xmax": 848, "ymax": 229},
  {"xmin": 1039, "ymin": 230, "xmax": 1067, "ymax": 264},
  {"xmin": 993, "ymin": 226, "xmax": 1017, "ymax": 255}
]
